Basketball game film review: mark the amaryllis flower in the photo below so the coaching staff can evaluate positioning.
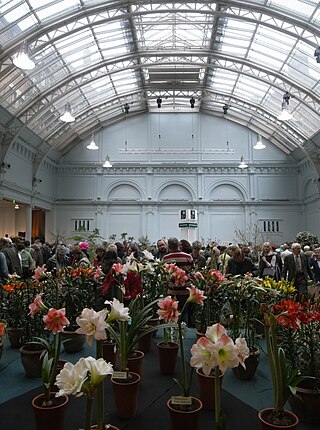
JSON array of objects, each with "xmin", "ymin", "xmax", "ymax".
[
  {"xmin": 112, "ymin": 263, "xmax": 125, "ymax": 274},
  {"xmin": 83, "ymin": 356, "xmax": 114, "ymax": 386},
  {"xmin": 205, "ymin": 322, "xmax": 228, "ymax": 343},
  {"xmin": 32, "ymin": 265, "xmax": 48, "ymax": 281},
  {"xmin": 105, "ymin": 298, "xmax": 130, "ymax": 322},
  {"xmin": 43, "ymin": 308, "xmax": 70, "ymax": 333},
  {"xmin": 28, "ymin": 294, "xmax": 47, "ymax": 315},
  {"xmin": 55, "ymin": 360, "xmax": 88, "ymax": 397},
  {"xmin": 235, "ymin": 336, "xmax": 250, "ymax": 367},
  {"xmin": 212, "ymin": 334, "xmax": 242, "ymax": 373},
  {"xmin": 76, "ymin": 308, "xmax": 108, "ymax": 346},
  {"xmin": 187, "ymin": 285, "xmax": 207, "ymax": 304},
  {"xmin": 207, "ymin": 269, "xmax": 225, "ymax": 282},
  {"xmin": 157, "ymin": 296, "xmax": 180, "ymax": 323},
  {"xmin": 190, "ymin": 336, "xmax": 217, "ymax": 376},
  {"xmin": 171, "ymin": 266, "xmax": 188, "ymax": 286}
]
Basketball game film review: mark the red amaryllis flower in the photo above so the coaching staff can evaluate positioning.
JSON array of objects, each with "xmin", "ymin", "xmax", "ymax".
[
  {"xmin": 123, "ymin": 271, "xmax": 142, "ymax": 299},
  {"xmin": 157, "ymin": 296, "xmax": 180, "ymax": 322},
  {"xmin": 43, "ymin": 308, "xmax": 70, "ymax": 333}
]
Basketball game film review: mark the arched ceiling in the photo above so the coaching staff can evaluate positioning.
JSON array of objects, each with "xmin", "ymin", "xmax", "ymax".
[{"xmin": 0, "ymin": 0, "xmax": 320, "ymax": 170}]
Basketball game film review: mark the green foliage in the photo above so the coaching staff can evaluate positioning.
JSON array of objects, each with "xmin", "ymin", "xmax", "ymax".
[{"xmin": 295, "ymin": 231, "xmax": 318, "ymax": 247}]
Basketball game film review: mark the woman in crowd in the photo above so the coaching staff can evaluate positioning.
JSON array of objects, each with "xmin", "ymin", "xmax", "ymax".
[{"xmin": 258, "ymin": 241, "xmax": 282, "ymax": 280}]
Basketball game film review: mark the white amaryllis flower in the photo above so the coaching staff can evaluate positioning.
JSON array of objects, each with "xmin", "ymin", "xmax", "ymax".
[
  {"xmin": 205, "ymin": 322, "xmax": 227, "ymax": 344},
  {"xmin": 105, "ymin": 298, "xmax": 130, "ymax": 322},
  {"xmin": 142, "ymin": 249, "xmax": 154, "ymax": 261},
  {"xmin": 84, "ymin": 356, "xmax": 114, "ymax": 386},
  {"xmin": 235, "ymin": 335, "xmax": 250, "ymax": 368},
  {"xmin": 75, "ymin": 308, "xmax": 108, "ymax": 346},
  {"xmin": 190, "ymin": 337, "xmax": 217, "ymax": 376},
  {"xmin": 212, "ymin": 334, "xmax": 242, "ymax": 373},
  {"xmin": 55, "ymin": 360, "xmax": 88, "ymax": 397}
]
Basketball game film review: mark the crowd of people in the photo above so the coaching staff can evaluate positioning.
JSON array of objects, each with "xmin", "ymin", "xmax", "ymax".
[{"xmin": 0, "ymin": 235, "xmax": 319, "ymax": 305}]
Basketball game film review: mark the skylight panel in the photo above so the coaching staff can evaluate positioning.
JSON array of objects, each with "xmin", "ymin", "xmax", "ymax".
[
  {"xmin": 29, "ymin": 0, "xmax": 80, "ymax": 21},
  {"xmin": 268, "ymin": 0, "xmax": 316, "ymax": 19}
]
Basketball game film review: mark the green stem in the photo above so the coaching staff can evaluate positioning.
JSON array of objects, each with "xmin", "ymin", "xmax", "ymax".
[
  {"xmin": 85, "ymin": 395, "xmax": 93, "ymax": 430},
  {"xmin": 178, "ymin": 318, "xmax": 188, "ymax": 396},
  {"xmin": 214, "ymin": 366, "xmax": 221, "ymax": 429},
  {"xmin": 96, "ymin": 340, "xmax": 104, "ymax": 430},
  {"xmin": 48, "ymin": 332, "xmax": 61, "ymax": 393},
  {"xmin": 120, "ymin": 320, "xmax": 128, "ymax": 371}
]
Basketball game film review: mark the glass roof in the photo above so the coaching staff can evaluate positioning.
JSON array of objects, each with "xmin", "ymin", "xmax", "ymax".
[{"xmin": 0, "ymin": 0, "xmax": 320, "ymax": 158}]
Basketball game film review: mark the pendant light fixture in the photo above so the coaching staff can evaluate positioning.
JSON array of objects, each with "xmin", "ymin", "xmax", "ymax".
[
  {"xmin": 238, "ymin": 156, "xmax": 248, "ymax": 169},
  {"xmin": 87, "ymin": 133, "xmax": 99, "ymax": 150},
  {"xmin": 103, "ymin": 155, "xmax": 112, "ymax": 168},
  {"xmin": 254, "ymin": 134, "xmax": 265, "ymax": 150},
  {"xmin": 13, "ymin": 41, "xmax": 35, "ymax": 70},
  {"xmin": 60, "ymin": 103, "xmax": 75, "ymax": 123},
  {"xmin": 277, "ymin": 102, "xmax": 293, "ymax": 121}
]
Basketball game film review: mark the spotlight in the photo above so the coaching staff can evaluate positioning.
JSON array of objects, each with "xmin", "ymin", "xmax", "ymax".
[
  {"xmin": 124, "ymin": 103, "xmax": 130, "ymax": 114},
  {"xmin": 60, "ymin": 103, "xmax": 75, "ymax": 123},
  {"xmin": 283, "ymin": 91, "xmax": 291, "ymax": 104},
  {"xmin": 223, "ymin": 104, "xmax": 229, "ymax": 115},
  {"xmin": 157, "ymin": 97, "xmax": 162, "ymax": 108},
  {"xmin": 314, "ymin": 47, "xmax": 320, "ymax": 63},
  {"xmin": 190, "ymin": 96, "xmax": 195, "ymax": 108}
]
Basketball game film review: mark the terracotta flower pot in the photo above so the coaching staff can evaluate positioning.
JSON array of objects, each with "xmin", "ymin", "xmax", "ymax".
[
  {"xmin": 19, "ymin": 344, "xmax": 45, "ymax": 378},
  {"xmin": 32, "ymin": 392, "xmax": 69, "ymax": 430},
  {"xmin": 157, "ymin": 341, "xmax": 179, "ymax": 375},
  {"xmin": 127, "ymin": 350, "xmax": 144, "ymax": 376},
  {"xmin": 288, "ymin": 381, "xmax": 320, "ymax": 424},
  {"xmin": 232, "ymin": 347, "xmax": 260, "ymax": 380},
  {"xmin": 137, "ymin": 327, "xmax": 154, "ymax": 353},
  {"xmin": 61, "ymin": 331, "xmax": 85, "ymax": 353},
  {"xmin": 196, "ymin": 367, "xmax": 223, "ymax": 410},
  {"xmin": 258, "ymin": 408, "xmax": 299, "ymax": 429},
  {"xmin": 101, "ymin": 339, "xmax": 117, "ymax": 367},
  {"xmin": 112, "ymin": 371, "xmax": 140, "ymax": 419},
  {"xmin": 167, "ymin": 396, "xmax": 202, "ymax": 430},
  {"xmin": 7, "ymin": 327, "xmax": 25, "ymax": 348}
]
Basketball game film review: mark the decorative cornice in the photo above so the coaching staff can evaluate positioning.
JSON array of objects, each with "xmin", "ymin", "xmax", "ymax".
[{"xmin": 57, "ymin": 164, "xmax": 300, "ymax": 176}]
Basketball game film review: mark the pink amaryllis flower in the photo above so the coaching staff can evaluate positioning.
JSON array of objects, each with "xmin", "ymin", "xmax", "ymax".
[
  {"xmin": 32, "ymin": 265, "xmax": 48, "ymax": 281},
  {"xmin": 190, "ymin": 336, "xmax": 217, "ymax": 376},
  {"xmin": 76, "ymin": 308, "xmax": 108, "ymax": 346},
  {"xmin": 187, "ymin": 285, "xmax": 207, "ymax": 304},
  {"xmin": 28, "ymin": 294, "xmax": 47, "ymax": 315},
  {"xmin": 157, "ymin": 296, "xmax": 180, "ymax": 323},
  {"xmin": 112, "ymin": 263, "xmax": 125, "ymax": 274},
  {"xmin": 43, "ymin": 308, "xmax": 70, "ymax": 333}
]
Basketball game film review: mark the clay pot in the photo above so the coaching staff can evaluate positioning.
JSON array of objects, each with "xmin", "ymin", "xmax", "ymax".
[
  {"xmin": 127, "ymin": 350, "xmax": 144, "ymax": 377},
  {"xmin": 288, "ymin": 381, "xmax": 320, "ymax": 424},
  {"xmin": 167, "ymin": 396, "xmax": 202, "ymax": 430},
  {"xmin": 32, "ymin": 392, "xmax": 69, "ymax": 430},
  {"xmin": 232, "ymin": 347, "xmax": 260, "ymax": 380},
  {"xmin": 101, "ymin": 340, "xmax": 117, "ymax": 367},
  {"xmin": 137, "ymin": 326, "xmax": 154, "ymax": 353},
  {"xmin": 19, "ymin": 344, "xmax": 45, "ymax": 378},
  {"xmin": 258, "ymin": 408, "xmax": 299, "ymax": 429},
  {"xmin": 196, "ymin": 368, "xmax": 223, "ymax": 410},
  {"xmin": 61, "ymin": 331, "xmax": 85, "ymax": 353},
  {"xmin": 112, "ymin": 371, "xmax": 140, "ymax": 419},
  {"xmin": 157, "ymin": 341, "xmax": 179, "ymax": 375},
  {"xmin": 7, "ymin": 327, "xmax": 25, "ymax": 348}
]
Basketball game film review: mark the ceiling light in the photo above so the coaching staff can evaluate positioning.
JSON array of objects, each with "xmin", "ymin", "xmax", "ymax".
[
  {"xmin": 13, "ymin": 41, "xmax": 35, "ymax": 70},
  {"xmin": 238, "ymin": 156, "xmax": 248, "ymax": 169},
  {"xmin": 103, "ymin": 156, "xmax": 112, "ymax": 168},
  {"xmin": 60, "ymin": 104, "xmax": 75, "ymax": 123},
  {"xmin": 14, "ymin": 204, "xmax": 20, "ymax": 210},
  {"xmin": 254, "ymin": 134, "xmax": 265, "ymax": 150},
  {"xmin": 87, "ymin": 133, "xmax": 99, "ymax": 150}
]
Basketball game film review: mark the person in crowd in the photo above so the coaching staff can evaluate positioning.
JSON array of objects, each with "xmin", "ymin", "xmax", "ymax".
[
  {"xmin": 259, "ymin": 241, "xmax": 282, "ymax": 280},
  {"xmin": 41, "ymin": 241, "xmax": 52, "ymax": 264},
  {"xmin": 24, "ymin": 240, "xmax": 37, "ymax": 264},
  {"xmin": 0, "ymin": 237, "xmax": 22, "ymax": 276},
  {"xmin": 79, "ymin": 241, "xmax": 90, "ymax": 259},
  {"xmin": 154, "ymin": 239, "xmax": 168, "ymax": 260},
  {"xmin": 248, "ymin": 245, "xmax": 260, "ymax": 266},
  {"xmin": 309, "ymin": 247, "xmax": 320, "ymax": 283},
  {"xmin": 226, "ymin": 247, "xmax": 258, "ymax": 276},
  {"xmin": 191, "ymin": 240, "xmax": 206, "ymax": 269},
  {"xmin": 16, "ymin": 242, "xmax": 33, "ymax": 279},
  {"xmin": 93, "ymin": 246, "xmax": 106, "ymax": 267},
  {"xmin": 70, "ymin": 245, "xmax": 91, "ymax": 267},
  {"xmin": 282, "ymin": 242, "xmax": 314, "ymax": 300},
  {"xmin": 107, "ymin": 244, "xmax": 122, "ymax": 263},
  {"xmin": 206, "ymin": 246, "xmax": 222, "ymax": 271},
  {"xmin": 31, "ymin": 243, "xmax": 44, "ymax": 268},
  {"xmin": 45, "ymin": 245, "xmax": 70, "ymax": 271},
  {"xmin": 0, "ymin": 251, "xmax": 9, "ymax": 285},
  {"xmin": 303, "ymin": 245, "xmax": 314, "ymax": 260},
  {"xmin": 115, "ymin": 242, "xmax": 126, "ymax": 261},
  {"xmin": 101, "ymin": 249, "xmax": 119, "ymax": 277},
  {"xmin": 280, "ymin": 243, "xmax": 292, "ymax": 263},
  {"xmin": 179, "ymin": 239, "xmax": 193, "ymax": 254},
  {"xmin": 163, "ymin": 237, "xmax": 194, "ymax": 325},
  {"xmin": 127, "ymin": 242, "xmax": 144, "ymax": 260}
]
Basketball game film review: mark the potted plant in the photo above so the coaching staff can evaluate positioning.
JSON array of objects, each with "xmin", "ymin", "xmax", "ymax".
[
  {"xmin": 190, "ymin": 322, "xmax": 249, "ymax": 429},
  {"xmin": 272, "ymin": 298, "xmax": 320, "ymax": 424},
  {"xmin": 258, "ymin": 310, "xmax": 306, "ymax": 429},
  {"xmin": 55, "ymin": 356, "xmax": 117, "ymax": 430},
  {"xmin": 158, "ymin": 286, "xmax": 206, "ymax": 430},
  {"xmin": 0, "ymin": 320, "xmax": 6, "ymax": 361}
]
